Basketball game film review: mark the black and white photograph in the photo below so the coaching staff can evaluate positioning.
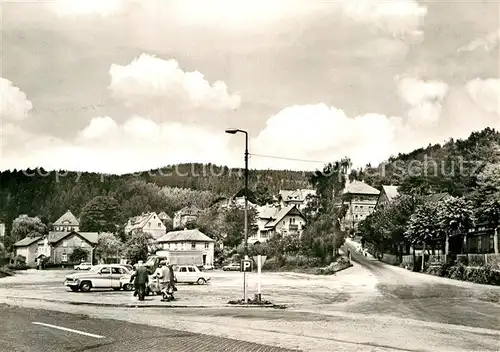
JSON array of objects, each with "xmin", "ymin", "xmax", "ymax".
[{"xmin": 1, "ymin": 1, "xmax": 499, "ymax": 351}]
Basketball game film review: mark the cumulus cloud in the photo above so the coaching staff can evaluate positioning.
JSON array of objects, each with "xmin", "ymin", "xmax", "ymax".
[
  {"xmin": 252, "ymin": 76, "xmax": 499, "ymax": 171},
  {"xmin": 458, "ymin": 29, "xmax": 500, "ymax": 52},
  {"xmin": 0, "ymin": 78, "xmax": 33, "ymax": 121},
  {"xmin": 108, "ymin": 54, "xmax": 241, "ymax": 111},
  {"xmin": 465, "ymin": 78, "xmax": 500, "ymax": 116},
  {"xmin": 395, "ymin": 75, "xmax": 449, "ymax": 126},
  {"xmin": 2, "ymin": 115, "xmax": 235, "ymax": 173},
  {"xmin": 338, "ymin": 0, "xmax": 427, "ymax": 40}
]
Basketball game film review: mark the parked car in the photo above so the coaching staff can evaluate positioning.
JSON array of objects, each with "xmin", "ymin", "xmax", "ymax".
[
  {"xmin": 73, "ymin": 262, "xmax": 92, "ymax": 270},
  {"xmin": 175, "ymin": 265, "xmax": 211, "ymax": 284},
  {"xmin": 64, "ymin": 264, "xmax": 131, "ymax": 292},
  {"xmin": 203, "ymin": 264, "xmax": 215, "ymax": 270},
  {"xmin": 222, "ymin": 263, "xmax": 240, "ymax": 271}
]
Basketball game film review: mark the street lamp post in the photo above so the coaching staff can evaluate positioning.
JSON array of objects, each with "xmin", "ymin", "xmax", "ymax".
[{"xmin": 225, "ymin": 128, "xmax": 249, "ymax": 303}]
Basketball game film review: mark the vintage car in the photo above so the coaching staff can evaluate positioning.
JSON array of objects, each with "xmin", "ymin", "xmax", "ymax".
[
  {"xmin": 73, "ymin": 262, "xmax": 92, "ymax": 270},
  {"xmin": 64, "ymin": 264, "xmax": 131, "ymax": 292}
]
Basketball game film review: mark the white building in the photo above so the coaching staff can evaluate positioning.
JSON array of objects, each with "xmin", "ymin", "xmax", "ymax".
[
  {"xmin": 250, "ymin": 204, "xmax": 306, "ymax": 243},
  {"xmin": 341, "ymin": 181, "xmax": 380, "ymax": 233},
  {"xmin": 155, "ymin": 229, "xmax": 215, "ymax": 266},
  {"xmin": 125, "ymin": 212, "xmax": 167, "ymax": 240},
  {"xmin": 53, "ymin": 210, "xmax": 79, "ymax": 232},
  {"xmin": 278, "ymin": 189, "xmax": 316, "ymax": 210}
]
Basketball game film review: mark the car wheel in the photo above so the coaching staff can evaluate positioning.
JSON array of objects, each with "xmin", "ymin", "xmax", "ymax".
[
  {"xmin": 80, "ymin": 281, "xmax": 92, "ymax": 292},
  {"xmin": 112, "ymin": 287, "xmax": 121, "ymax": 291},
  {"xmin": 123, "ymin": 283, "xmax": 133, "ymax": 291},
  {"xmin": 69, "ymin": 286, "xmax": 79, "ymax": 292},
  {"xmin": 197, "ymin": 278, "xmax": 206, "ymax": 285},
  {"xmin": 75, "ymin": 268, "xmax": 79, "ymax": 270}
]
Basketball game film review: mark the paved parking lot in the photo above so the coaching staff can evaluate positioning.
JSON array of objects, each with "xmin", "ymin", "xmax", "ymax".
[{"xmin": 0, "ymin": 267, "xmax": 378, "ymax": 308}]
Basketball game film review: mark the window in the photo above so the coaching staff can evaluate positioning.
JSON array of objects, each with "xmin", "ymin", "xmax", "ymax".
[
  {"xmin": 100, "ymin": 268, "xmax": 111, "ymax": 274},
  {"xmin": 188, "ymin": 267, "xmax": 196, "ymax": 272},
  {"xmin": 80, "ymin": 242, "xmax": 85, "ymax": 248},
  {"xmin": 179, "ymin": 267, "xmax": 187, "ymax": 272},
  {"xmin": 111, "ymin": 267, "xmax": 123, "ymax": 274},
  {"xmin": 205, "ymin": 242, "xmax": 209, "ymax": 249},
  {"xmin": 148, "ymin": 222, "xmax": 151, "ymax": 227},
  {"xmin": 61, "ymin": 253, "xmax": 67, "ymax": 262},
  {"xmin": 158, "ymin": 222, "xmax": 162, "ymax": 227},
  {"xmin": 191, "ymin": 242, "xmax": 196, "ymax": 249},
  {"xmin": 63, "ymin": 240, "xmax": 68, "ymax": 247}
]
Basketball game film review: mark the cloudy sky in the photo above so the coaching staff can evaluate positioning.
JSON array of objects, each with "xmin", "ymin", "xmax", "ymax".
[{"xmin": 1, "ymin": 0, "xmax": 499, "ymax": 173}]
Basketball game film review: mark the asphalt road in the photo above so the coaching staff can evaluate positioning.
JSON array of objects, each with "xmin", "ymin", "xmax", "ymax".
[
  {"xmin": 344, "ymin": 241, "xmax": 500, "ymax": 331},
  {"xmin": 0, "ymin": 304, "xmax": 298, "ymax": 352}
]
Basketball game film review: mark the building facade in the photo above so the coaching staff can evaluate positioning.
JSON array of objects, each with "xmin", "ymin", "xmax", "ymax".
[
  {"xmin": 125, "ymin": 212, "xmax": 167, "ymax": 240},
  {"xmin": 342, "ymin": 181, "xmax": 380, "ymax": 233},
  {"xmin": 173, "ymin": 206, "xmax": 202, "ymax": 229},
  {"xmin": 14, "ymin": 231, "xmax": 98, "ymax": 266},
  {"xmin": 155, "ymin": 229, "xmax": 215, "ymax": 266},
  {"xmin": 252, "ymin": 205, "xmax": 306, "ymax": 243},
  {"xmin": 375, "ymin": 185, "xmax": 400, "ymax": 210},
  {"xmin": 53, "ymin": 210, "xmax": 80, "ymax": 232},
  {"xmin": 278, "ymin": 189, "xmax": 315, "ymax": 210}
]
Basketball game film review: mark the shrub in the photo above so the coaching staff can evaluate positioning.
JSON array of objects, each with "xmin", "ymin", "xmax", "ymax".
[
  {"xmin": 6, "ymin": 263, "xmax": 28, "ymax": 271},
  {"xmin": 464, "ymin": 266, "xmax": 500, "ymax": 285},
  {"xmin": 0, "ymin": 267, "xmax": 13, "ymax": 277},
  {"xmin": 447, "ymin": 263, "xmax": 467, "ymax": 280}
]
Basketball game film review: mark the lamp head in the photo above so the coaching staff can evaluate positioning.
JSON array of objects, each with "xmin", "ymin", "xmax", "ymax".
[{"xmin": 225, "ymin": 128, "xmax": 238, "ymax": 134}]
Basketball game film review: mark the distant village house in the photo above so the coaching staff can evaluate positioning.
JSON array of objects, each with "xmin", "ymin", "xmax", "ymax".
[
  {"xmin": 125, "ymin": 212, "xmax": 167, "ymax": 240},
  {"xmin": 155, "ymin": 229, "xmax": 215, "ymax": 266},
  {"xmin": 52, "ymin": 210, "xmax": 80, "ymax": 232}
]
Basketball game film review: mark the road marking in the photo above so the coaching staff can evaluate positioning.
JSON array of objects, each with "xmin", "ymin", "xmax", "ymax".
[{"xmin": 32, "ymin": 322, "xmax": 105, "ymax": 339}]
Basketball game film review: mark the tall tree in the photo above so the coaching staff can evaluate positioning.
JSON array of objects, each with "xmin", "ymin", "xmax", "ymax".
[
  {"xmin": 437, "ymin": 196, "xmax": 475, "ymax": 254},
  {"xmin": 95, "ymin": 233, "xmax": 124, "ymax": 262},
  {"xmin": 11, "ymin": 215, "xmax": 47, "ymax": 241},
  {"xmin": 253, "ymin": 182, "xmax": 274, "ymax": 206},
  {"xmin": 79, "ymin": 196, "xmax": 122, "ymax": 233},
  {"xmin": 124, "ymin": 229, "xmax": 155, "ymax": 263}
]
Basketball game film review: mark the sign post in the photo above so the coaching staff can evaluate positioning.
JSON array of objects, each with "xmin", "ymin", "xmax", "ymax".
[
  {"xmin": 241, "ymin": 257, "xmax": 253, "ymax": 303},
  {"xmin": 252, "ymin": 255, "xmax": 267, "ymax": 301}
]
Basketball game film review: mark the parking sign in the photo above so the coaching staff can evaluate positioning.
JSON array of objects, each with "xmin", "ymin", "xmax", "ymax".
[{"xmin": 240, "ymin": 259, "xmax": 252, "ymax": 272}]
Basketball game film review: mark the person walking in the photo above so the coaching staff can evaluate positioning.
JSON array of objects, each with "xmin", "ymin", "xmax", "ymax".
[{"xmin": 130, "ymin": 260, "xmax": 149, "ymax": 301}]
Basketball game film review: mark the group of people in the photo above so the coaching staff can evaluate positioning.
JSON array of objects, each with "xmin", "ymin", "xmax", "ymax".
[{"xmin": 129, "ymin": 260, "xmax": 176, "ymax": 301}]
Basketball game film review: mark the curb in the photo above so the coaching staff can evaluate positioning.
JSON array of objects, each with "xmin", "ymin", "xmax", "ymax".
[{"xmin": 3, "ymin": 296, "xmax": 286, "ymax": 309}]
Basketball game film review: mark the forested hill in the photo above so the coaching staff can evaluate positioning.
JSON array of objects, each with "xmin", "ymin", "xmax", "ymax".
[
  {"xmin": 0, "ymin": 164, "xmax": 310, "ymax": 230},
  {"xmin": 355, "ymin": 128, "xmax": 500, "ymax": 196}
]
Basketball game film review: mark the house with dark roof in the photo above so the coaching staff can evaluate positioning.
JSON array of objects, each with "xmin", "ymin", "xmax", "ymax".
[
  {"xmin": 278, "ymin": 189, "xmax": 316, "ymax": 210},
  {"xmin": 124, "ymin": 212, "xmax": 167, "ymax": 240},
  {"xmin": 53, "ymin": 210, "xmax": 80, "ymax": 232},
  {"xmin": 375, "ymin": 185, "xmax": 400, "ymax": 210},
  {"xmin": 253, "ymin": 205, "xmax": 306, "ymax": 243},
  {"xmin": 341, "ymin": 180, "xmax": 380, "ymax": 233},
  {"xmin": 14, "ymin": 230, "xmax": 99, "ymax": 266},
  {"xmin": 173, "ymin": 206, "xmax": 202, "ymax": 230},
  {"xmin": 155, "ymin": 229, "xmax": 215, "ymax": 266}
]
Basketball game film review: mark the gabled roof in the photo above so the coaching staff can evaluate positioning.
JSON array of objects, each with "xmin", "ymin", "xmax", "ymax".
[
  {"xmin": 53, "ymin": 210, "xmax": 79, "ymax": 226},
  {"xmin": 14, "ymin": 236, "xmax": 42, "ymax": 247},
  {"xmin": 174, "ymin": 206, "xmax": 202, "ymax": 216},
  {"xmin": 279, "ymin": 189, "xmax": 316, "ymax": 202},
  {"xmin": 426, "ymin": 192, "xmax": 451, "ymax": 203},
  {"xmin": 265, "ymin": 205, "xmax": 305, "ymax": 228},
  {"xmin": 343, "ymin": 181, "xmax": 380, "ymax": 195},
  {"xmin": 257, "ymin": 205, "xmax": 280, "ymax": 219},
  {"xmin": 127, "ymin": 212, "xmax": 164, "ymax": 229},
  {"xmin": 48, "ymin": 231, "xmax": 99, "ymax": 245},
  {"xmin": 158, "ymin": 212, "xmax": 171, "ymax": 221},
  {"xmin": 382, "ymin": 185, "xmax": 400, "ymax": 201},
  {"xmin": 156, "ymin": 229, "xmax": 214, "ymax": 243}
]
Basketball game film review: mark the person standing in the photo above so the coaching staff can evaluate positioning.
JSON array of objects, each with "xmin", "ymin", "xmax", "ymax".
[{"xmin": 130, "ymin": 260, "xmax": 149, "ymax": 300}]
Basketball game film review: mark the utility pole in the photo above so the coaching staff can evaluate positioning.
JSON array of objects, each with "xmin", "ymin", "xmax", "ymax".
[{"xmin": 226, "ymin": 128, "xmax": 249, "ymax": 303}]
